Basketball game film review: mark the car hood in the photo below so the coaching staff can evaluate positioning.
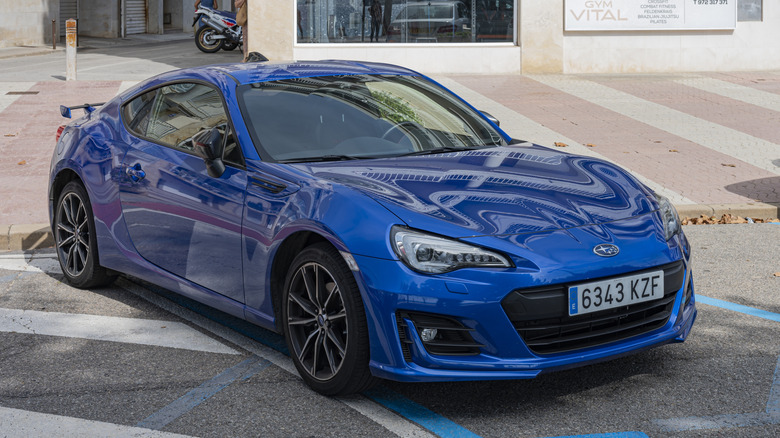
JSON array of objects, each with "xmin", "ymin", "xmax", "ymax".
[{"xmin": 297, "ymin": 146, "xmax": 657, "ymax": 238}]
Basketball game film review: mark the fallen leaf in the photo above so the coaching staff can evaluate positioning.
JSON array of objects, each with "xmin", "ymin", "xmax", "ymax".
[
  {"xmin": 585, "ymin": 143, "xmax": 596, "ymax": 148},
  {"xmin": 554, "ymin": 142, "xmax": 568, "ymax": 148},
  {"xmin": 721, "ymin": 163, "xmax": 736, "ymax": 167},
  {"xmin": 774, "ymin": 272, "xmax": 780, "ymax": 277},
  {"xmin": 653, "ymin": 140, "xmax": 662, "ymax": 143},
  {"xmin": 17, "ymin": 160, "xmax": 26, "ymax": 165},
  {"xmin": 669, "ymin": 149, "xmax": 679, "ymax": 153},
  {"xmin": 4, "ymin": 132, "xmax": 17, "ymax": 137}
]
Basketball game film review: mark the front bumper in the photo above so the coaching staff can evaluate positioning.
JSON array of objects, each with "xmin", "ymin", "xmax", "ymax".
[{"xmin": 353, "ymin": 248, "xmax": 697, "ymax": 383}]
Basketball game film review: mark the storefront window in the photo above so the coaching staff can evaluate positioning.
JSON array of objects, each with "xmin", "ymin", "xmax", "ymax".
[
  {"xmin": 737, "ymin": 0, "xmax": 762, "ymax": 22},
  {"xmin": 296, "ymin": 0, "xmax": 515, "ymax": 44}
]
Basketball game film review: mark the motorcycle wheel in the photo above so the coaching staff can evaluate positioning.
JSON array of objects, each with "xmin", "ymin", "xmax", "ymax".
[
  {"xmin": 195, "ymin": 26, "xmax": 224, "ymax": 53},
  {"xmin": 222, "ymin": 41, "xmax": 238, "ymax": 51}
]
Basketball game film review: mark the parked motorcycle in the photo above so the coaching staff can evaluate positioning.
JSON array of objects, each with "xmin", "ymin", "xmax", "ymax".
[{"xmin": 193, "ymin": 6, "xmax": 242, "ymax": 53}]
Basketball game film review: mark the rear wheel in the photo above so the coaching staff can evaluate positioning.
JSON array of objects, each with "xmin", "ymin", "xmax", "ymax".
[
  {"xmin": 54, "ymin": 181, "xmax": 116, "ymax": 288},
  {"xmin": 282, "ymin": 243, "xmax": 377, "ymax": 395},
  {"xmin": 195, "ymin": 26, "xmax": 224, "ymax": 53}
]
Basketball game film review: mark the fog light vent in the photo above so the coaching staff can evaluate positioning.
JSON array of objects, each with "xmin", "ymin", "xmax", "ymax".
[{"xmin": 397, "ymin": 311, "xmax": 483, "ymax": 357}]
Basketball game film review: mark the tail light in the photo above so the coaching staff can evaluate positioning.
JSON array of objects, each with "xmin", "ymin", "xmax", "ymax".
[{"xmin": 56, "ymin": 125, "xmax": 65, "ymax": 142}]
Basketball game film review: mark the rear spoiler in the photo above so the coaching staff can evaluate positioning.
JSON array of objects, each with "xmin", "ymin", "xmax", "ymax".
[{"xmin": 60, "ymin": 102, "xmax": 105, "ymax": 119}]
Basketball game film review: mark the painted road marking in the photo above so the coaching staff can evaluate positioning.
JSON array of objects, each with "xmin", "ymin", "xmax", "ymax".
[
  {"xmin": 364, "ymin": 386, "xmax": 482, "ymax": 438},
  {"xmin": 696, "ymin": 295, "xmax": 780, "ymax": 323},
  {"xmin": 0, "ymin": 252, "xmax": 61, "ymax": 274},
  {"xmin": 0, "ymin": 307, "xmax": 240, "ymax": 355},
  {"xmin": 137, "ymin": 356, "xmax": 271, "ymax": 430},
  {"xmin": 529, "ymin": 75, "xmax": 780, "ymax": 175},
  {"xmin": 0, "ymin": 406, "xmax": 193, "ymax": 438},
  {"xmin": 116, "ymin": 278, "xmax": 437, "ymax": 438},
  {"xmin": 543, "ymin": 433, "xmax": 649, "ymax": 438}
]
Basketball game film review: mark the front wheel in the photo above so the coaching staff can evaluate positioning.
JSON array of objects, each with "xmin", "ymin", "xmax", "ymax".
[
  {"xmin": 282, "ymin": 243, "xmax": 377, "ymax": 395},
  {"xmin": 54, "ymin": 181, "xmax": 116, "ymax": 288},
  {"xmin": 195, "ymin": 26, "xmax": 224, "ymax": 53}
]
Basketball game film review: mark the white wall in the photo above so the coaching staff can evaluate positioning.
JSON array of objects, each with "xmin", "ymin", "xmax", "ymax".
[
  {"xmin": 563, "ymin": 4, "xmax": 780, "ymax": 73},
  {"xmin": 0, "ymin": 0, "xmax": 58, "ymax": 48}
]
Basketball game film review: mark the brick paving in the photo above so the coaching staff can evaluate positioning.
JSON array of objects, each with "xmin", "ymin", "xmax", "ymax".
[{"xmin": 449, "ymin": 73, "xmax": 780, "ymax": 210}]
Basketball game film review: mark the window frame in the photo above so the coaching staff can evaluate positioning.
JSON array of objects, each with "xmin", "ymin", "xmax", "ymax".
[{"xmin": 120, "ymin": 79, "xmax": 246, "ymax": 170}]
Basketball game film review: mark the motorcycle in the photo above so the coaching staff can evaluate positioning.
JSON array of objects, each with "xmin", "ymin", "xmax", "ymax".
[{"xmin": 193, "ymin": 6, "xmax": 242, "ymax": 53}]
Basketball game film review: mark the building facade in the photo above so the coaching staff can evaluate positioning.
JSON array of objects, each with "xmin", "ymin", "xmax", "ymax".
[
  {"xmin": 2, "ymin": 1, "xmax": 777, "ymax": 74},
  {"xmin": 247, "ymin": 0, "xmax": 779, "ymax": 73}
]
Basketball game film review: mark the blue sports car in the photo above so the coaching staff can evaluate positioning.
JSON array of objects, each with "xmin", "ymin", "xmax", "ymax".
[{"xmin": 50, "ymin": 61, "xmax": 696, "ymax": 395}]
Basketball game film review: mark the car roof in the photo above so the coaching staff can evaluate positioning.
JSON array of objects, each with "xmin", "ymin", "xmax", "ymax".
[{"xmin": 198, "ymin": 60, "xmax": 421, "ymax": 86}]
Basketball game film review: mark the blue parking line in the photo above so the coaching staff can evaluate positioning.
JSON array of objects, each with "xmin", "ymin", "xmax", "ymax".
[
  {"xmin": 364, "ymin": 386, "xmax": 482, "ymax": 438},
  {"xmin": 542, "ymin": 433, "xmax": 649, "ymax": 438},
  {"xmin": 136, "ymin": 356, "xmax": 270, "ymax": 430},
  {"xmin": 696, "ymin": 295, "xmax": 780, "ymax": 323},
  {"xmin": 768, "ymin": 354, "xmax": 780, "ymax": 414}
]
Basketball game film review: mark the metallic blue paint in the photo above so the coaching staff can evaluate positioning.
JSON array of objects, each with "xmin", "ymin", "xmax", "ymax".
[{"xmin": 49, "ymin": 60, "xmax": 696, "ymax": 384}]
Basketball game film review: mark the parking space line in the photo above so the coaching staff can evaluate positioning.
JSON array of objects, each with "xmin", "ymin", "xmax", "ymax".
[
  {"xmin": 0, "ymin": 307, "xmax": 240, "ymax": 355},
  {"xmin": 0, "ymin": 406, "xmax": 193, "ymax": 437},
  {"xmin": 696, "ymin": 295, "xmax": 780, "ymax": 323},
  {"xmin": 767, "ymin": 354, "xmax": 780, "ymax": 414},
  {"xmin": 137, "ymin": 356, "xmax": 271, "ymax": 430},
  {"xmin": 117, "ymin": 278, "xmax": 436, "ymax": 438},
  {"xmin": 364, "ymin": 386, "xmax": 482, "ymax": 438}
]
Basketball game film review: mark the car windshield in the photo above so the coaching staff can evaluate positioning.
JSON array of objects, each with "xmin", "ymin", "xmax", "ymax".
[{"xmin": 237, "ymin": 74, "xmax": 506, "ymax": 163}]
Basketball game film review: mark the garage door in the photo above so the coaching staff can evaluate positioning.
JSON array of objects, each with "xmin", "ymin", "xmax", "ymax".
[
  {"xmin": 126, "ymin": 0, "xmax": 148, "ymax": 35},
  {"xmin": 59, "ymin": 0, "xmax": 78, "ymax": 37}
]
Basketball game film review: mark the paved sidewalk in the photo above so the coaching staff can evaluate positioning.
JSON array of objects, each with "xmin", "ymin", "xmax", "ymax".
[{"xmin": 1, "ymin": 37, "xmax": 778, "ymax": 249}]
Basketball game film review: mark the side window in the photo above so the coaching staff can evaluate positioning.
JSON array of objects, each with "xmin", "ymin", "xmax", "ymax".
[
  {"xmin": 124, "ymin": 82, "xmax": 244, "ymax": 167},
  {"xmin": 146, "ymin": 83, "xmax": 228, "ymax": 152},
  {"xmin": 123, "ymin": 90, "xmax": 156, "ymax": 138}
]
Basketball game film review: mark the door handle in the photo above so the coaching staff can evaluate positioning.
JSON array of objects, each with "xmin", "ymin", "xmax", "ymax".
[{"xmin": 126, "ymin": 163, "xmax": 146, "ymax": 182}]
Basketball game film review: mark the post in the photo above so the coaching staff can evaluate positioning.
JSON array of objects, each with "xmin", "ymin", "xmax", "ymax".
[
  {"xmin": 66, "ymin": 19, "xmax": 77, "ymax": 81},
  {"xmin": 52, "ymin": 20, "xmax": 57, "ymax": 50}
]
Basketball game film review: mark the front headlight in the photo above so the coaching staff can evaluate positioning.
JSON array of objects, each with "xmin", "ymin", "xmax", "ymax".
[
  {"xmin": 655, "ymin": 193, "xmax": 681, "ymax": 241},
  {"xmin": 391, "ymin": 226, "xmax": 512, "ymax": 274}
]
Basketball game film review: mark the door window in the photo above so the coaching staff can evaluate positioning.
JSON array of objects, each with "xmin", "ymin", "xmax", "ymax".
[{"xmin": 122, "ymin": 83, "xmax": 243, "ymax": 167}]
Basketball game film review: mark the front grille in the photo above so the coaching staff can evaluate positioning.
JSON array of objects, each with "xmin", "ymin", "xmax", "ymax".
[{"xmin": 502, "ymin": 261, "xmax": 685, "ymax": 355}]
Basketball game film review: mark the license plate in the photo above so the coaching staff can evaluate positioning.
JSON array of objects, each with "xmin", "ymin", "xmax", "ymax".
[{"xmin": 568, "ymin": 270, "xmax": 664, "ymax": 316}]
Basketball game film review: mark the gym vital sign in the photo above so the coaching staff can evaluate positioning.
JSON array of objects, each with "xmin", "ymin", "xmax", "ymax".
[{"xmin": 564, "ymin": 0, "xmax": 737, "ymax": 31}]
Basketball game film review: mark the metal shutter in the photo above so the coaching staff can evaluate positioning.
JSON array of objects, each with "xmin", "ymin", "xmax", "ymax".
[
  {"xmin": 59, "ymin": 0, "xmax": 78, "ymax": 37},
  {"xmin": 126, "ymin": 0, "xmax": 148, "ymax": 35}
]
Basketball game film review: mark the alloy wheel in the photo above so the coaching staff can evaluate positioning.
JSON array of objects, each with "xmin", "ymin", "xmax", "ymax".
[
  {"xmin": 286, "ymin": 262, "xmax": 349, "ymax": 381},
  {"xmin": 56, "ymin": 192, "xmax": 90, "ymax": 278}
]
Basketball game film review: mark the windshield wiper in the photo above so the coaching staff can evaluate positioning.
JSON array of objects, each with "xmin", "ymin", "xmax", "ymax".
[
  {"xmin": 279, "ymin": 154, "xmax": 365, "ymax": 163},
  {"xmin": 398, "ymin": 146, "xmax": 489, "ymax": 157}
]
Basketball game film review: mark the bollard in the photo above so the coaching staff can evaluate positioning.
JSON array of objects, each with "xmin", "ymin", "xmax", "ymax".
[
  {"xmin": 52, "ymin": 20, "xmax": 56, "ymax": 50},
  {"xmin": 65, "ymin": 19, "xmax": 77, "ymax": 81}
]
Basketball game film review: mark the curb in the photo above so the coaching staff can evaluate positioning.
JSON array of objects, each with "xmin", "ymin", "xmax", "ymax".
[
  {"xmin": 0, "ymin": 46, "xmax": 64, "ymax": 60},
  {"xmin": 1, "ymin": 224, "xmax": 54, "ymax": 251},
  {"xmin": 2, "ymin": 203, "xmax": 778, "ymax": 252}
]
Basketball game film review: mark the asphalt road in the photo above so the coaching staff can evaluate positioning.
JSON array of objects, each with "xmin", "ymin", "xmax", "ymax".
[{"xmin": 1, "ymin": 224, "xmax": 778, "ymax": 438}]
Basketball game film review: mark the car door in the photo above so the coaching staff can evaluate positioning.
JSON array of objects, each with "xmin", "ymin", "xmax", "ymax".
[{"xmin": 118, "ymin": 82, "xmax": 247, "ymax": 303}]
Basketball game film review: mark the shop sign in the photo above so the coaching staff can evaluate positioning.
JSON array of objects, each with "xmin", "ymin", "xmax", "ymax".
[{"xmin": 564, "ymin": 0, "xmax": 737, "ymax": 31}]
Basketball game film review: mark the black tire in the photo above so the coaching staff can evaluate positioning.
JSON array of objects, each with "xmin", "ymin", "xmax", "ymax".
[
  {"xmin": 195, "ymin": 26, "xmax": 224, "ymax": 53},
  {"xmin": 54, "ymin": 181, "xmax": 116, "ymax": 289},
  {"xmin": 282, "ymin": 243, "xmax": 378, "ymax": 395},
  {"xmin": 222, "ymin": 41, "xmax": 238, "ymax": 51}
]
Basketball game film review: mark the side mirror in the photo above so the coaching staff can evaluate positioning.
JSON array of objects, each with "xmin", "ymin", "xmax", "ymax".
[
  {"xmin": 192, "ymin": 127, "xmax": 225, "ymax": 178},
  {"xmin": 480, "ymin": 110, "xmax": 500, "ymax": 127}
]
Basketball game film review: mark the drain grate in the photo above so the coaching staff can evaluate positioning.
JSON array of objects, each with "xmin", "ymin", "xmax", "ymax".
[{"xmin": 5, "ymin": 91, "xmax": 39, "ymax": 95}]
